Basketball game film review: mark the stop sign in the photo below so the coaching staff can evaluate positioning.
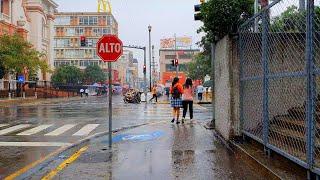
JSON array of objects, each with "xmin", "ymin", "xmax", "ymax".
[{"xmin": 96, "ymin": 35, "xmax": 123, "ymax": 62}]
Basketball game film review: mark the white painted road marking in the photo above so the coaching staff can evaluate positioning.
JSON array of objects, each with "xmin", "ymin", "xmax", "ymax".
[
  {"xmin": 0, "ymin": 124, "xmax": 9, "ymax": 128},
  {"xmin": 17, "ymin": 125, "xmax": 54, "ymax": 136},
  {"xmin": 0, "ymin": 124, "xmax": 31, "ymax": 135},
  {"xmin": 45, "ymin": 124, "xmax": 77, "ymax": 136},
  {"xmin": 0, "ymin": 142, "xmax": 72, "ymax": 147},
  {"xmin": 72, "ymin": 124, "xmax": 100, "ymax": 136}
]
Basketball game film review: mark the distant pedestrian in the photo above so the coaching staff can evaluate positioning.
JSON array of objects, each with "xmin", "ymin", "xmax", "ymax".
[
  {"xmin": 165, "ymin": 87, "xmax": 170, "ymax": 100},
  {"xmin": 149, "ymin": 85, "xmax": 158, "ymax": 103},
  {"xmin": 197, "ymin": 85, "xmax": 204, "ymax": 101},
  {"xmin": 85, "ymin": 89, "xmax": 89, "ymax": 97},
  {"xmin": 80, "ymin": 88, "xmax": 84, "ymax": 97},
  {"xmin": 170, "ymin": 77, "xmax": 183, "ymax": 124},
  {"xmin": 182, "ymin": 78, "xmax": 194, "ymax": 123}
]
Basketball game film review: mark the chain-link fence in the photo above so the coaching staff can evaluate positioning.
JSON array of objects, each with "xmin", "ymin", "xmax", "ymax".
[{"xmin": 239, "ymin": 0, "xmax": 320, "ymax": 175}]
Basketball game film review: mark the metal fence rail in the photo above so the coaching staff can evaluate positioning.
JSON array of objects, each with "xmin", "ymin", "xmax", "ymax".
[{"xmin": 239, "ymin": 0, "xmax": 320, "ymax": 175}]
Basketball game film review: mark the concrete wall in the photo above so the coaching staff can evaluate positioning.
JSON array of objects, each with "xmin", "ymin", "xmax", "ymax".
[
  {"xmin": 214, "ymin": 36, "xmax": 240, "ymax": 140},
  {"xmin": 214, "ymin": 33, "xmax": 309, "ymax": 140}
]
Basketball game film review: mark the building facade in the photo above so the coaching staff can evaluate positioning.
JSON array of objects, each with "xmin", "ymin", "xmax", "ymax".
[
  {"xmin": 0, "ymin": 0, "xmax": 58, "ymax": 90},
  {"xmin": 112, "ymin": 50, "xmax": 138, "ymax": 87},
  {"xmin": 53, "ymin": 12, "xmax": 118, "ymax": 82},
  {"xmin": 159, "ymin": 49, "xmax": 200, "ymax": 87}
]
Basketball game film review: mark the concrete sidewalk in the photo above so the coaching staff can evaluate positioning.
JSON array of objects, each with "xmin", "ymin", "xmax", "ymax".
[{"xmin": 36, "ymin": 121, "xmax": 276, "ymax": 180}]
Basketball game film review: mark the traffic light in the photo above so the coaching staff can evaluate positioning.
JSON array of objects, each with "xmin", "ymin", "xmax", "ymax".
[
  {"xmin": 80, "ymin": 36, "xmax": 86, "ymax": 47},
  {"xmin": 175, "ymin": 59, "xmax": 179, "ymax": 66},
  {"xmin": 194, "ymin": 4, "xmax": 202, "ymax": 21},
  {"xmin": 143, "ymin": 65, "xmax": 146, "ymax": 74},
  {"xmin": 171, "ymin": 60, "xmax": 175, "ymax": 66}
]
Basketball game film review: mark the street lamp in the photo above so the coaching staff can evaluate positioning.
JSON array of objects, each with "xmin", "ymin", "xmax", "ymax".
[{"xmin": 148, "ymin": 25, "xmax": 152, "ymax": 92}]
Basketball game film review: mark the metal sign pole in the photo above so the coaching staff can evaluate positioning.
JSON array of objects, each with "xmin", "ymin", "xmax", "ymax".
[{"xmin": 108, "ymin": 62, "xmax": 112, "ymax": 148}]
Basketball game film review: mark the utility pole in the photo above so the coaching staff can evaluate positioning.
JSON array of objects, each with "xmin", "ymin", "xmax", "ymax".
[
  {"xmin": 148, "ymin": 25, "xmax": 152, "ymax": 92},
  {"xmin": 152, "ymin": 45, "xmax": 155, "ymax": 86},
  {"xmin": 254, "ymin": 0, "xmax": 259, "ymax": 32},
  {"xmin": 175, "ymin": 34, "xmax": 178, "ymax": 77}
]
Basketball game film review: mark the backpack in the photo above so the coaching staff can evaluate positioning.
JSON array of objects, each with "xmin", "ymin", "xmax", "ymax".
[{"xmin": 172, "ymin": 86, "xmax": 181, "ymax": 99}]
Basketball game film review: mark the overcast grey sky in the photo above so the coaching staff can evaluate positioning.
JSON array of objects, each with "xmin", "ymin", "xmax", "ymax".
[{"xmin": 54, "ymin": 0, "xmax": 204, "ymax": 77}]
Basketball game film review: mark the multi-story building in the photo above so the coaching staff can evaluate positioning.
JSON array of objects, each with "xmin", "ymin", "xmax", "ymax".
[
  {"xmin": 159, "ymin": 37, "xmax": 200, "ymax": 86},
  {"xmin": 0, "ymin": 0, "xmax": 58, "ymax": 89},
  {"xmin": 53, "ymin": 12, "xmax": 119, "ymax": 83},
  {"xmin": 113, "ymin": 50, "xmax": 134, "ymax": 86}
]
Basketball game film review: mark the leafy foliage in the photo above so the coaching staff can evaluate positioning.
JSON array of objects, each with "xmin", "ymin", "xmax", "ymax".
[
  {"xmin": 187, "ymin": 53, "xmax": 211, "ymax": 81},
  {"xmin": 83, "ymin": 65, "xmax": 106, "ymax": 84},
  {"xmin": 270, "ymin": 5, "xmax": 320, "ymax": 32},
  {"xmin": 199, "ymin": 0, "xmax": 254, "ymax": 43},
  {"xmin": 0, "ymin": 34, "xmax": 48, "ymax": 76},
  {"xmin": 0, "ymin": 63, "xmax": 4, "ymax": 79},
  {"xmin": 51, "ymin": 65, "xmax": 83, "ymax": 85}
]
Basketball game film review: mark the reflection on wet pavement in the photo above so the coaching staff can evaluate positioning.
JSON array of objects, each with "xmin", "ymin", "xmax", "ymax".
[{"xmin": 50, "ymin": 122, "xmax": 263, "ymax": 180}]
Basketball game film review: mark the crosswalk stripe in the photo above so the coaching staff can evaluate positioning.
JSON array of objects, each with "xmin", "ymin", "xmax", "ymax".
[
  {"xmin": 17, "ymin": 125, "xmax": 54, "ymax": 136},
  {"xmin": 0, "ymin": 124, "xmax": 9, "ymax": 128},
  {"xmin": 0, "ymin": 142, "xmax": 72, "ymax": 147},
  {"xmin": 72, "ymin": 124, "xmax": 100, "ymax": 136},
  {"xmin": 45, "ymin": 124, "xmax": 76, "ymax": 136},
  {"xmin": 0, "ymin": 124, "xmax": 31, "ymax": 135}
]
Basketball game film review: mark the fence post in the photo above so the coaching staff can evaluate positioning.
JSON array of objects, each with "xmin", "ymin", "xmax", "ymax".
[
  {"xmin": 306, "ymin": 0, "xmax": 315, "ymax": 172},
  {"xmin": 239, "ymin": 31, "xmax": 244, "ymax": 136},
  {"xmin": 262, "ymin": 9, "xmax": 270, "ymax": 152}
]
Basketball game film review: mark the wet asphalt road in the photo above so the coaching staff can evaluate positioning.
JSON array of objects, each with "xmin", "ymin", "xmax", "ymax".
[
  {"xmin": 0, "ymin": 96, "xmax": 212, "ymax": 178},
  {"xmin": 29, "ymin": 121, "xmax": 263, "ymax": 180}
]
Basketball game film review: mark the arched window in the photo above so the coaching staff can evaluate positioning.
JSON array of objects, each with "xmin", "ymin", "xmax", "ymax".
[{"xmin": 42, "ymin": 19, "xmax": 46, "ymax": 38}]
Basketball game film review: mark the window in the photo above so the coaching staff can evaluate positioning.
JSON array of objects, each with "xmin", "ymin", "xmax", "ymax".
[
  {"xmin": 75, "ymin": 28, "xmax": 84, "ymax": 35},
  {"xmin": 179, "ymin": 54, "xmax": 193, "ymax": 59},
  {"xmin": 103, "ymin": 28, "xmax": 111, "ymax": 35},
  {"xmin": 42, "ymin": 19, "xmax": 46, "ymax": 38},
  {"xmin": 79, "ymin": 16, "xmax": 89, "ymax": 25},
  {"xmin": 93, "ymin": 28, "xmax": 102, "ymax": 36},
  {"xmin": 55, "ymin": 16, "xmax": 71, "ymax": 25},
  {"xmin": 65, "ymin": 28, "xmax": 75, "ymax": 36},
  {"xmin": 89, "ymin": 16, "xmax": 98, "ymax": 25},
  {"xmin": 107, "ymin": 16, "xmax": 112, "ymax": 25},
  {"xmin": 165, "ymin": 55, "xmax": 176, "ymax": 59}
]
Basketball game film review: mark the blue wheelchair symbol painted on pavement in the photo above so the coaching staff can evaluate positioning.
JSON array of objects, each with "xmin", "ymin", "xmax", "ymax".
[{"xmin": 110, "ymin": 131, "xmax": 165, "ymax": 143}]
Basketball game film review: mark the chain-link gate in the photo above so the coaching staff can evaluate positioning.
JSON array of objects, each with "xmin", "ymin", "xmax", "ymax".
[{"xmin": 239, "ymin": 0, "xmax": 320, "ymax": 175}]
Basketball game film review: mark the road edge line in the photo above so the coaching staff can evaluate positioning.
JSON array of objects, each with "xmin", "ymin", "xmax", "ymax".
[
  {"xmin": 5, "ymin": 123, "xmax": 149, "ymax": 179},
  {"xmin": 41, "ymin": 146, "xmax": 88, "ymax": 180}
]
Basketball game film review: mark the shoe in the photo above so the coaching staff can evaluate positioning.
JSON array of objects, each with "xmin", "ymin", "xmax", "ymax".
[
  {"xmin": 176, "ymin": 121, "xmax": 180, "ymax": 124},
  {"xmin": 171, "ymin": 119, "xmax": 175, "ymax": 123},
  {"xmin": 182, "ymin": 118, "xmax": 185, "ymax": 124}
]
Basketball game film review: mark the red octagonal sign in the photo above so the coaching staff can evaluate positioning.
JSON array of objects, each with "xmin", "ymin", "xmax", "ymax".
[{"xmin": 96, "ymin": 35, "xmax": 123, "ymax": 62}]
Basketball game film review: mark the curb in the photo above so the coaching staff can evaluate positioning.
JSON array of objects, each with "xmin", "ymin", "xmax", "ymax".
[
  {"xmin": 209, "ymin": 130, "xmax": 281, "ymax": 179},
  {"xmin": 228, "ymin": 141, "xmax": 282, "ymax": 179}
]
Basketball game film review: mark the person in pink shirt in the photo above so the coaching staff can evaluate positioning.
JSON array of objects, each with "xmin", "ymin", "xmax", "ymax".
[{"xmin": 182, "ymin": 78, "xmax": 194, "ymax": 123}]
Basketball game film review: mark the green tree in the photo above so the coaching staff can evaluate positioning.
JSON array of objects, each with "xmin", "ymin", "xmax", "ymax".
[
  {"xmin": 187, "ymin": 53, "xmax": 211, "ymax": 81},
  {"xmin": 270, "ymin": 5, "xmax": 320, "ymax": 32},
  {"xmin": 198, "ymin": 0, "xmax": 254, "ymax": 43},
  {"xmin": 51, "ymin": 65, "xmax": 83, "ymax": 85},
  {"xmin": 84, "ymin": 65, "xmax": 106, "ymax": 84},
  {"xmin": 0, "ymin": 34, "xmax": 48, "ymax": 76}
]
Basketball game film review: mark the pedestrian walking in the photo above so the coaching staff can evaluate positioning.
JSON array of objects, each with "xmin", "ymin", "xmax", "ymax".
[
  {"xmin": 197, "ymin": 85, "xmax": 204, "ymax": 102},
  {"xmin": 182, "ymin": 78, "xmax": 194, "ymax": 123},
  {"xmin": 149, "ymin": 85, "xmax": 158, "ymax": 103},
  {"xmin": 85, "ymin": 88, "xmax": 89, "ymax": 97},
  {"xmin": 170, "ymin": 77, "xmax": 183, "ymax": 124},
  {"xmin": 80, "ymin": 88, "xmax": 84, "ymax": 97}
]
